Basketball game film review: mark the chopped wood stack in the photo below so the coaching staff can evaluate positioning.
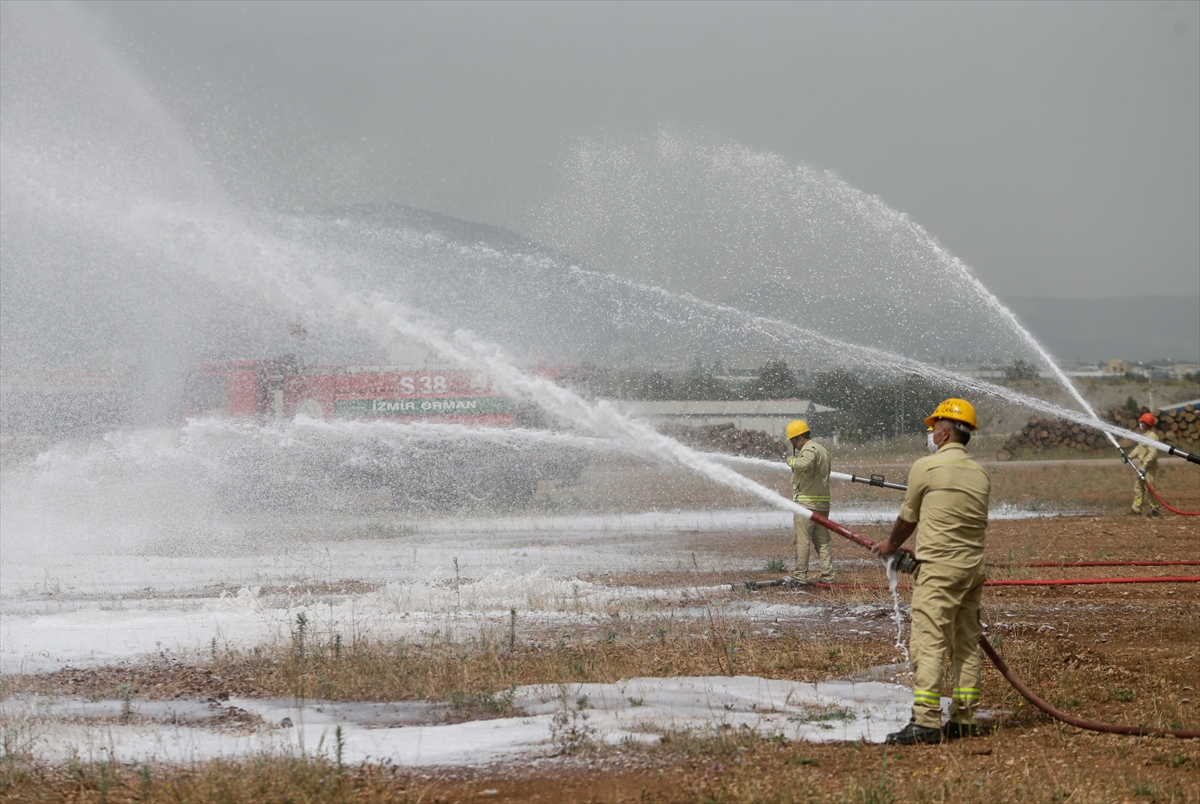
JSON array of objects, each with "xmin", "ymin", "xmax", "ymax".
[
  {"xmin": 661, "ymin": 422, "xmax": 786, "ymax": 460},
  {"xmin": 996, "ymin": 417, "xmax": 1110, "ymax": 460},
  {"xmin": 997, "ymin": 404, "xmax": 1199, "ymax": 460}
]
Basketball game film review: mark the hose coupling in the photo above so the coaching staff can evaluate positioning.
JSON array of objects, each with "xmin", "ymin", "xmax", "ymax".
[{"xmin": 894, "ymin": 551, "xmax": 920, "ymax": 575}]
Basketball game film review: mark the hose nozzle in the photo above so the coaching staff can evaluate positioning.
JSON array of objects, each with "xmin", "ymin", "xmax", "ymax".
[{"xmin": 893, "ymin": 551, "xmax": 919, "ymax": 575}]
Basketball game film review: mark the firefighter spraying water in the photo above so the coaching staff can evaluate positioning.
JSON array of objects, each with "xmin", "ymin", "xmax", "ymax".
[
  {"xmin": 1127, "ymin": 412, "xmax": 1163, "ymax": 517},
  {"xmin": 785, "ymin": 419, "xmax": 835, "ymax": 585},
  {"xmin": 873, "ymin": 398, "xmax": 991, "ymax": 744}
]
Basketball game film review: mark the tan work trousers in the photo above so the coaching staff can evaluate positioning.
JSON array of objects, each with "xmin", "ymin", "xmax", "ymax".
[
  {"xmin": 1131, "ymin": 464, "xmax": 1159, "ymax": 513},
  {"xmin": 793, "ymin": 513, "xmax": 834, "ymax": 583},
  {"xmin": 909, "ymin": 561, "xmax": 986, "ymax": 729}
]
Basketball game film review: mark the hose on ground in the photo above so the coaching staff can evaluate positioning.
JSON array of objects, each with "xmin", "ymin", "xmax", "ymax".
[
  {"xmin": 979, "ymin": 635, "xmax": 1200, "ymax": 739},
  {"xmin": 984, "ymin": 576, "xmax": 1200, "ymax": 586},
  {"xmin": 1146, "ymin": 482, "xmax": 1200, "ymax": 516},
  {"xmin": 988, "ymin": 560, "xmax": 1199, "ymax": 568},
  {"xmin": 805, "ymin": 576, "xmax": 1200, "ymax": 590}
]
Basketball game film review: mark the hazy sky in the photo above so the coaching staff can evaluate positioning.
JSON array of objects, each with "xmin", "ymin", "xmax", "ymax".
[{"xmin": 88, "ymin": 1, "xmax": 1200, "ymax": 299}]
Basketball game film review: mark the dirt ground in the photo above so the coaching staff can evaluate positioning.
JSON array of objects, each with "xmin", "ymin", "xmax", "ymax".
[{"xmin": 3, "ymin": 460, "xmax": 1199, "ymax": 803}]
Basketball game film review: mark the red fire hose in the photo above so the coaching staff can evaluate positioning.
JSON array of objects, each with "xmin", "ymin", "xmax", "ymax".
[
  {"xmin": 989, "ymin": 560, "xmax": 1199, "ymax": 568},
  {"xmin": 808, "ymin": 510, "xmax": 879, "ymax": 552},
  {"xmin": 980, "ymin": 636, "xmax": 1200, "ymax": 738},
  {"xmin": 813, "ymin": 576, "xmax": 1200, "ymax": 590},
  {"xmin": 986, "ymin": 576, "xmax": 1200, "ymax": 586},
  {"xmin": 1147, "ymin": 482, "xmax": 1200, "ymax": 516},
  {"xmin": 807, "ymin": 510, "xmax": 1200, "ymax": 739}
]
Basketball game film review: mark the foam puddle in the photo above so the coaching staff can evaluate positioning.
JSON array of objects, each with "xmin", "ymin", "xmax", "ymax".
[{"xmin": 2, "ymin": 676, "xmax": 914, "ymax": 767}]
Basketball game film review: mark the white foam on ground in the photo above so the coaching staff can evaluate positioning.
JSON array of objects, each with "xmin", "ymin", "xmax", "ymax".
[
  {"xmin": 2, "ymin": 676, "xmax": 916, "ymax": 766},
  {"xmin": 1, "ymin": 506, "xmax": 1055, "ymax": 673},
  {"xmin": 0, "ymin": 571, "xmax": 805, "ymax": 674}
]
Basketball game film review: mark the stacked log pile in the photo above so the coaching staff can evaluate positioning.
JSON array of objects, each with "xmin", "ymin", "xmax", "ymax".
[
  {"xmin": 661, "ymin": 422, "xmax": 786, "ymax": 460},
  {"xmin": 997, "ymin": 417, "xmax": 1109, "ymax": 460},
  {"xmin": 998, "ymin": 404, "xmax": 1199, "ymax": 460}
]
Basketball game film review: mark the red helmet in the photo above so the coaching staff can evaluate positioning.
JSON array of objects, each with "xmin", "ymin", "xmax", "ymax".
[{"xmin": 1138, "ymin": 412, "xmax": 1157, "ymax": 427}]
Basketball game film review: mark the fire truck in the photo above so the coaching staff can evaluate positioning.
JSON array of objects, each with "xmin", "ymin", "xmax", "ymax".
[{"xmin": 182, "ymin": 357, "xmax": 583, "ymax": 510}]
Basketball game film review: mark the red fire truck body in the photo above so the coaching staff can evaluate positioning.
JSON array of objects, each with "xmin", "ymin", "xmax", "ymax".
[
  {"xmin": 181, "ymin": 358, "xmax": 579, "ymax": 510},
  {"xmin": 183, "ymin": 359, "xmax": 515, "ymax": 427}
]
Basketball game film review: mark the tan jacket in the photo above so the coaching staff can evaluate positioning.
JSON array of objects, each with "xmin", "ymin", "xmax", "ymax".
[
  {"xmin": 788, "ymin": 439, "xmax": 831, "ymax": 511},
  {"xmin": 899, "ymin": 442, "xmax": 991, "ymax": 569},
  {"xmin": 1128, "ymin": 429, "xmax": 1161, "ymax": 470}
]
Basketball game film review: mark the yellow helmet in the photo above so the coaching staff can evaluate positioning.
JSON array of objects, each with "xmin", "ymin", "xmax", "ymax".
[
  {"xmin": 924, "ymin": 398, "xmax": 978, "ymax": 430},
  {"xmin": 786, "ymin": 420, "xmax": 810, "ymax": 440}
]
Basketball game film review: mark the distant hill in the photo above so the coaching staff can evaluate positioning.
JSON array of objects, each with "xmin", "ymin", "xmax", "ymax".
[{"xmin": 1001, "ymin": 296, "xmax": 1199, "ymax": 364}]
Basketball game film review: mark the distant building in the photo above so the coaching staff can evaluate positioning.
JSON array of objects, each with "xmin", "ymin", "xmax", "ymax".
[
  {"xmin": 1064, "ymin": 364, "xmax": 1106, "ymax": 379},
  {"xmin": 1103, "ymin": 359, "xmax": 1131, "ymax": 375},
  {"xmin": 1170, "ymin": 364, "xmax": 1199, "ymax": 380},
  {"xmin": 943, "ymin": 363, "xmax": 1008, "ymax": 380},
  {"xmin": 614, "ymin": 399, "xmax": 837, "ymax": 441}
]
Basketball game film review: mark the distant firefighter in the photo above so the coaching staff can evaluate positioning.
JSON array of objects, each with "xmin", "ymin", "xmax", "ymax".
[
  {"xmin": 1128, "ymin": 412, "xmax": 1162, "ymax": 518},
  {"xmin": 875, "ymin": 398, "xmax": 990, "ymax": 744},
  {"xmin": 786, "ymin": 420, "xmax": 834, "ymax": 584}
]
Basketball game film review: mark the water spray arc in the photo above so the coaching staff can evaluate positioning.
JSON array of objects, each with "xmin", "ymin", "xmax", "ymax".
[
  {"xmin": 554, "ymin": 263, "xmax": 1189, "ymax": 461},
  {"xmin": 846, "ymin": 201, "xmax": 1200, "ymax": 471},
  {"xmin": 3, "ymin": 109, "xmax": 900, "ymax": 552},
  {"xmin": 538, "ymin": 133, "xmax": 1198, "ymax": 463},
  {"xmin": 16, "ymin": 166, "xmax": 953, "ymax": 553},
  {"xmin": 928, "ymin": 238, "xmax": 1199, "ymax": 474}
]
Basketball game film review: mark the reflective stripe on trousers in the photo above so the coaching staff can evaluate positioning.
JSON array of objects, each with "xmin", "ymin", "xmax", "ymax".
[{"xmin": 913, "ymin": 689, "xmax": 940, "ymax": 706}]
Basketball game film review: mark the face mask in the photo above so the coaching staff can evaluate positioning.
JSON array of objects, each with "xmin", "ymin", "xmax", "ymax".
[{"xmin": 926, "ymin": 431, "xmax": 938, "ymax": 453}]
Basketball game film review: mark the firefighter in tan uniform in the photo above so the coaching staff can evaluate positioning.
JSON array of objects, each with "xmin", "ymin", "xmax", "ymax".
[
  {"xmin": 875, "ymin": 398, "xmax": 990, "ymax": 744},
  {"xmin": 1128, "ymin": 412, "xmax": 1162, "ymax": 517},
  {"xmin": 786, "ymin": 420, "xmax": 834, "ymax": 584}
]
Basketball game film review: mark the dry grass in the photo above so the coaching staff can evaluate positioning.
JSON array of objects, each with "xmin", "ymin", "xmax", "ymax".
[
  {"xmin": 1, "ymin": 755, "xmax": 430, "ymax": 803},
  {"xmin": 4, "ymin": 725, "xmax": 1198, "ymax": 803},
  {"xmin": 988, "ymin": 463, "xmax": 1200, "ymax": 513},
  {"xmin": 2, "ymin": 613, "xmax": 895, "ymax": 707}
]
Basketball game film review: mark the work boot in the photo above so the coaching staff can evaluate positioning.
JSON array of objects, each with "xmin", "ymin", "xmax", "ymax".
[
  {"xmin": 885, "ymin": 722, "xmax": 943, "ymax": 745},
  {"xmin": 1127, "ymin": 509, "xmax": 1141, "ymax": 516},
  {"xmin": 1147, "ymin": 508, "xmax": 1162, "ymax": 518},
  {"xmin": 942, "ymin": 721, "xmax": 983, "ymax": 740}
]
